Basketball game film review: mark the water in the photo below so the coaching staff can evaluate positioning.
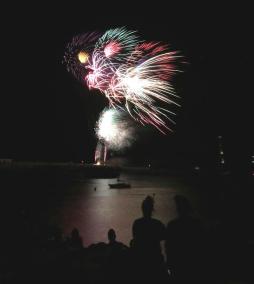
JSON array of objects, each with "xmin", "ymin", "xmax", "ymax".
[
  {"xmin": 2, "ymin": 168, "xmax": 252, "ymax": 283},
  {"xmin": 1, "ymin": 170, "xmax": 203, "ymax": 247},
  {"xmin": 49, "ymin": 173, "xmax": 197, "ymax": 246}
]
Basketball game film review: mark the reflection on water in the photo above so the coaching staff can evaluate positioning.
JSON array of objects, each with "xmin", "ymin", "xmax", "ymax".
[
  {"xmin": 52, "ymin": 173, "xmax": 193, "ymax": 246},
  {"xmin": 0, "ymin": 170, "xmax": 199, "ymax": 247}
]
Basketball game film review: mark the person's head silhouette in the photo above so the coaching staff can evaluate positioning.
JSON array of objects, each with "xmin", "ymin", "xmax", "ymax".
[
  {"xmin": 108, "ymin": 228, "xmax": 116, "ymax": 243},
  {"xmin": 174, "ymin": 195, "xmax": 192, "ymax": 218},
  {"xmin": 71, "ymin": 228, "xmax": 80, "ymax": 239},
  {"xmin": 142, "ymin": 195, "xmax": 154, "ymax": 218}
]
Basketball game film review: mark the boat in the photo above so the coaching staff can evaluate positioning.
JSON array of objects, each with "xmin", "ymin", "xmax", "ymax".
[{"xmin": 108, "ymin": 182, "xmax": 131, "ymax": 189}]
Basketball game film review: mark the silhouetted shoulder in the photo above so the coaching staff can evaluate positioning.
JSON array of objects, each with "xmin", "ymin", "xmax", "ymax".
[
  {"xmin": 133, "ymin": 217, "xmax": 165, "ymax": 241},
  {"xmin": 166, "ymin": 216, "xmax": 205, "ymax": 237}
]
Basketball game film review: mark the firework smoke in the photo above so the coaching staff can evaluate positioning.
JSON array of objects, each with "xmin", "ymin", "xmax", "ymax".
[
  {"xmin": 96, "ymin": 108, "xmax": 135, "ymax": 151},
  {"xmin": 94, "ymin": 141, "xmax": 107, "ymax": 164}
]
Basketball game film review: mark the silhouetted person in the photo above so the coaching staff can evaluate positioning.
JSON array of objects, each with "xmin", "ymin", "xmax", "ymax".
[
  {"xmin": 107, "ymin": 229, "xmax": 128, "ymax": 259},
  {"xmin": 165, "ymin": 195, "xmax": 207, "ymax": 284},
  {"xmin": 107, "ymin": 228, "xmax": 128, "ymax": 259},
  {"xmin": 99, "ymin": 229, "xmax": 129, "ymax": 284},
  {"xmin": 108, "ymin": 228, "xmax": 127, "ymax": 248},
  {"xmin": 131, "ymin": 195, "xmax": 167, "ymax": 283},
  {"xmin": 47, "ymin": 227, "xmax": 64, "ymax": 252},
  {"xmin": 66, "ymin": 228, "xmax": 83, "ymax": 251},
  {"xmin": 108, "ymin": 228, "xmax": 116, "ymax": 243}
]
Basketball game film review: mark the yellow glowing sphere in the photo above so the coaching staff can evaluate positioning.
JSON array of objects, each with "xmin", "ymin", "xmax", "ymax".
[{"xmin": 78, "ymin": 51, "xmax": 89, "ymax": 63}]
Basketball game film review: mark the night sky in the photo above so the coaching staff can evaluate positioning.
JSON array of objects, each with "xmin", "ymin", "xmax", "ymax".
[{"xmin": 1, "ymin": 4, "xmax": 252, "ymax": 172}]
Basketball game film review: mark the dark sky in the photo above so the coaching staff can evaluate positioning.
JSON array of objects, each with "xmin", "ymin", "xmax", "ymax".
[{"xmin": 1, "ymin": 4, "xmax": 252, "ymax": 170}]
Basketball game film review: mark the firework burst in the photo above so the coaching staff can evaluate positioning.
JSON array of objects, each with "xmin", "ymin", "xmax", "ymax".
[
  {"xmin": 95, "ymin": 27, "xmax": 139, "ymax": 61},
  {"xmin": 63, "ymin": 31, "xmax": 101, "ymax": 81},
  {"xmin": 96, "ymin": 108, "xmax": 135, "ymax": 151},
  {"xmin": 86, "ymin": 27, "xmax": 140, "ymax": 92},
  {"xmin": 105, "ymin": 49, "xmax": 180, "ymax": 132},
  {"xmin": 64, "ymin": 27, "xmax": 181, "ymax": 132}
]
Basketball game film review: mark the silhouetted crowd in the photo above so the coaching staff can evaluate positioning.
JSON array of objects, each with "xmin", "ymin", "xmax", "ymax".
[{"xmin": 0, "ymin": 193, "xmax": 253, "ymax": 284}]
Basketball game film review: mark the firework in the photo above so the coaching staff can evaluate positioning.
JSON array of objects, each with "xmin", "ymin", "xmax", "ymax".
[
  {"xmin": 63, "ymin": 31, "xmax": 101, "ymax": 81},
  {"xmin": 64, "ymin": 27, "xmax": 181, "ymax": 132},
  {"xmin": 96, "ymin": 108, "xmax": 135, "ymax": 151},
  {"xmin": 105, "ymin": 47, "xmax": 180, "ymax": 133},
  {"xmin": 94, "ymin": 141, "xmax": 107, "ymax": 164},
  {"xmin": 95, "ymin": 27, "xmax": 139, "ymax": 61},
  {"xmin": 86, "ymin": 27, "xmax": 140, "ymax": 92}
]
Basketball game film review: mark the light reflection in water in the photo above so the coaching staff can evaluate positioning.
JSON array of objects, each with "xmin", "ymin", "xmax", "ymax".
[{"xmin": 56, "ymin": 174, "xmax": 190, "ymax": 246}]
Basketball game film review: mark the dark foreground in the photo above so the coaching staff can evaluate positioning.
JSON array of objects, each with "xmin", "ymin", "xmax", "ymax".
[{"xmin": 0, "ymin": 166, "xmax": 253, "ymax": 283}]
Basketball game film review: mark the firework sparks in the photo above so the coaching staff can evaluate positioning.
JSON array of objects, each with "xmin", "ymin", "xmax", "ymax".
[
  {"xmin": 96, "ymin": 108, "xmax": 135, "ymax": 151},
  {"xmin": 63, "ymin": 31, "xmax": 101, "ymax": 81},
  {"xmin": 105, "ymin": 50, "xmax": 180, "ymax": 133},
  {"xmin": 78, "ymin": 51, "xmax": 89, "ymax": 63},
  {"xmin": 94, "ymin": 141, "xmax": 107, "ymax": 164},
  {"xmin": 95, "ymin": 27, "xmax": 139, "ymax": 62},
  {"xmin": 104, "ymin": 41, "xmax": 122, "ymax": 58},
  {"xmin": 86, "ymin": 27, "xmax": 140, "ymax": 92},
  {"xmin": 64, "ymin": 27, "xmax": 181, "ymax": 132}
]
